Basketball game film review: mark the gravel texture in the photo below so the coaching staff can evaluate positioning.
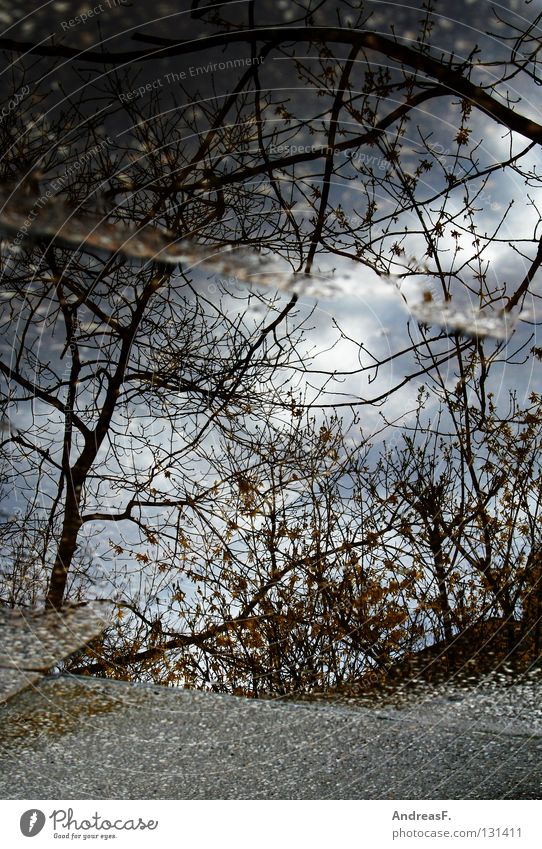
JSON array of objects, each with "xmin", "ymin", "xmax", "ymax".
[{"xmin": 0, "ymin": 673, "xmax": 541, "ymax": 799}]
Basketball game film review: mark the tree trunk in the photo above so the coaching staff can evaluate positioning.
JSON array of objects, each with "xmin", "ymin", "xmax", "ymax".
[{"xmin": 45, "ymin": 482, "xmax": 83, "ymax": 609}]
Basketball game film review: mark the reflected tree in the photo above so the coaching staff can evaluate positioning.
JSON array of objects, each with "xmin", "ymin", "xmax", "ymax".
[{"xmin": 0, "ymin": 0, "xmax": 541, "ymax": 693}]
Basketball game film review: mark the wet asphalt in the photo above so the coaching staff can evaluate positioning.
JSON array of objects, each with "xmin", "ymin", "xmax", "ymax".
[{"xmin": 0, "ymin": 673, "xmax": 541, "ymax": 799}]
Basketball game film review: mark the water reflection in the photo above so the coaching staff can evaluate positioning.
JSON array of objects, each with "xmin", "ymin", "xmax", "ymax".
[{"xmin": 0, "ymin": 0, "xmax": 541, "ymax": 709}]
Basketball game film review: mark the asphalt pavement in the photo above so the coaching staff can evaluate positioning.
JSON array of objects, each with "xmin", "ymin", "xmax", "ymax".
[{"xmin": 0, "ymin": 672, "xmax": 540, "ymax": 799}]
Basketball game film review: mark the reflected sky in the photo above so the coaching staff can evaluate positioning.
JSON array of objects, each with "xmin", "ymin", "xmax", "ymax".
[{"xmin": 1, "ymin": 1, "xmax": 542, "ymax": 691}]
